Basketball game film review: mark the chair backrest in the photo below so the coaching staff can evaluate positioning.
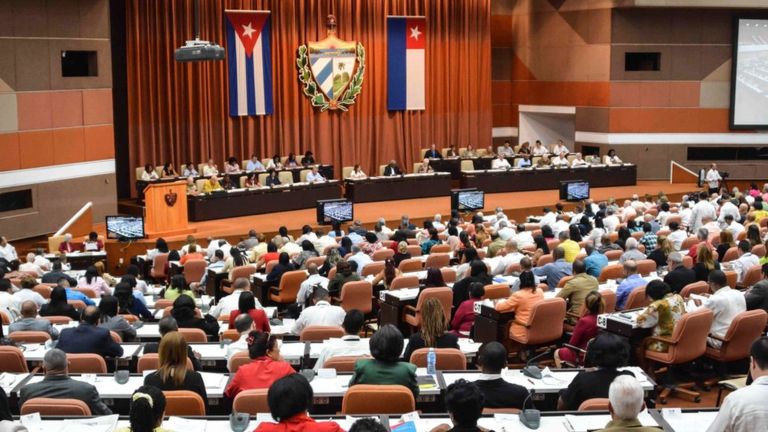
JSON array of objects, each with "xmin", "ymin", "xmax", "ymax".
[
  {"xmin": 398, "ymin": 258, "xmax": 423, "ymax": 273},
  {"xmin": 716, "ymin": 309, "xmax": 768, "ymax": 362},
  {"xmin": 299, "ymin": 169, "xmax": 311, "ymax": 182},
  {"xmin": 305, "ymin": 255, "xmax": 327, "ymax": 269},
  {"xmin": 278, "ymin": 171, "xmax": 294, "ymax": 185},
  {"xmin": 9, "ymin": 331, "xmax": 51, "ymax": 344},
  {"xmin": 0, "ymin": 346, "xmax": 29, "ymax": 372},
  {"xmin": 460, "ymin": 160, "xmax": 474, "ymax": 171},
  {"xmin": 300, "ymin": 325, "xmax": 345, "ymax": 341},
  {"xmin": 67, "ymin": 300, "xmax": 87, "ymax": 310},
  {"xmin": 598, "ymin": 264, "xmax": 623, "ymax": 282},
  {"xmin": 424, "ymin": 253, "xmax": 450, "ymax": 269},
  {"xmin": 323, "ymin": 355, "xmax": 370, "ymax": 372},
  {"xmin": 680, "ymin": 281, "xmax": 709, "ymax": 298},
  {"xmin": 409, "ymin": 348, "xmax": 467, "ymax": 370},
  {"xmin": 598, "ymin": 289, "xmax": 617, "ymax": 313},
  {"xmin": 342, "ymin": 166, "xmax": 354, "ymax": 179},
  {"xmin": 164, "ymin": 390, "xmax": 206, "ymax": 416},
  {"xmin": 178, "ymin": 327, "xmax": 208, "ymax": 343},
  {"xmin": 371, "ymin": 248, "xmax": 394, "ymax": 262},
  {"xmin": 21, "ymin": 398, "xmax": 91, "ymax": 416},
  {"xmin": 441, "ymin": 267, "xmax": 457, "ymax": 283},
  {"xmin": 231, "ymin": 265, "xmax": 257, "ymax": 281},
  {"xmin": 43, "ymin": 315, "xmax": 71, "ymax": 325},
  {"xmin": 724, "ymin": 270, "xmax": 738, "ymax": 289},
  {"xmin": 183, "ymin": 259, "xmax": 208, "ymax": 284},
  {"xmin": 603, "ymin": 249, "xmax": 623, "ymax": 261},
  {"xmin": 361, "ymin": 261, "xmax": 385, "ymax": 277},
  {"xmin": 228, "ymin": 351, "xmax": 251, "ymax": 373},
  {"xmin": 120, "ymin": 314, "xmax": 140, "ymax": 323},
  {"xmin": 682, "ymin": 255, "xmax": 694, "ymax": 269},
  {"xmin": 752, "ymin": 244, "xmax": 766, "ymax": 258},
  {"xmin": 0, "ymin": 310, "xmax": 9, "ymax": 325},
  {"xmin": 390, "ymin": 275, "xmax": 420, "ymax": 290},
  {"xmin": 624, "ymin": 286, "xmax": 649, "ymax": 310},
  {"xmin": 136, "ymin": 353, "xmax": 193, "ymax": 374},
  {"xmin": 413, "ymin": 287, "xmax": 453, "ymax": 323},
  {"xmin": 666, "ymin": 308, "xmax": 714, "ymax": 364},
  {"xmin": 741, "ymin": 265, "xmax": 763, "ymax": 288},
  {"xmin": 151, "ymin": 253, "xmax": 170, "ymax": 276},
  {"xmin": 521, "ymin": 297, "xmax": 566, "ymax": 345},
  {"xmin": 430, "ymin": 244, "xmax": 451, "ymax": 254},
  {"xmin": 636, "ymin": 259, "xmax": 657, "ymax": 276},
  {"xmin": 232, "ymin": 389, "xmax": 269, "ymax": 414},
  {"xmin": 556, "ymin": 275, "xmax": 574, "ymax": 288},
  {"xmin": 341, "ymin": 384, "xmax": 416, "ymax": 414},
  {"xmin": 536, "ymin": 254, "xmax": 553, "ymax": 267},
  {"xmin": 273, "ymin": 270, "xmax": 308, "ymax": 304},
  {"xmin": 680, "ymin": 236, "xmax": 699, "ymax": 251},
  {"xmin": 33, "ymin": 284, "xmax": 52, "ymax": 299},
  {"xmin": 722, "ymin": 247, "xmax": 739, "ymax": 263},
  {"xmin": 340, "ymin": 281, "xmax": 373, "ymax": 314},
  {"xmin": 482, "ymin": 284, "xmax": 510, "ymax": 300},
  {"xmin": 65, "ymin": 353, "xmax": 108, "ymax": 374},
  {"xmin": 406, "ymin": 245, "xmax": 422, "ymax": 257},
  {"xmin": 578, "ymin": 398, "xmax": 610, "ymax": 411},
  {"xmin": 111, "ymin": 331, "xmax": 123, "ymax": 343}
]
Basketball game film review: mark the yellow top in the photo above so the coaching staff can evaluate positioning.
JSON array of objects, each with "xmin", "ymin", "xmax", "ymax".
[
  {"xmin": 560, "ymin": 239, "xmax": 581, "ymax": 263},
  {"xmin": 203, "ymin": 179, "xmax": 223, "ymax": 194}
]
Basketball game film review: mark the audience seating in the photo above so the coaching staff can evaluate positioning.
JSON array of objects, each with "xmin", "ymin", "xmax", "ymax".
[
  {"xmin": 738, "ymin": 265, "xmax": 762, "ymax": 289},
  {"xmin": 110, "ymin": 331, "xmax": 123, "ymax": 343},
  {"xmin": 33, "ymin": 284, "xmax": 52, "ymax": 299},
  {"xmin": 9, "ymin": 331, "xmax": 51, "ymax": 344},
  {"xmin": 636, "ymin": 259, "xmax": 657, "ymax": 276},
  {"xmin": 680, "ymin": 237, "xmax": 699, "ymax": 251},
  {"xmin": 424, "ymin": 253, "xmax": 450, "ymax": 269},
  {"xmin": 389, "ymin": 275, "xmax": 420, "ymax": 290},
  {"xmin": 556, "ymin": 275, "xmax": 573, "ymax": 288},
  {"xmin": 598, "ymin": 264, "xmax": 623, "ymax": 282},
  {"xmin": 751, "ymin": 244, "xmax": 766, "ymax": 258},
  {"xmin": 578, "ymin": 398, "xmax": 610, "ymax": 411},
  {"xmin": 504, "ymin": 262, "xmax": 522, "ymax": 275},
  {"xmin": 705, "ymin": 309, "xmax": 767, "ymax": 366},
  {"xmin": 150, "ymin": 253, "xmax": 170, "ymax": 282},
  {"xmin": 120, "ymin": 314, "xmax": 139, "ymax": 323},
  {"xmin": 410, "ymin": 348, "xmax": 467, "ymax": 370},
  {"xmin": 336, "ymin": 281, "xmax": 373, "ymax": 314},
  {"xmin": 0, "ymin": 311, "xmax": 9, "ymax": 325},
  {"xmin": 183, "ymin": 259, "xmax": 207, "ymax": 285},
  {"xmin": 153, "ymin": 299, "xmax": 174, "ymax": 310},
  {"xmin": 721, "ymin": 247, "xmax": 739, "ymax": 263},
  {"xmin": 43, "ymin": 315, "xmax": 71, "ymax": 325},
  {"xmin": 305, "ymin": 255, "xmax": 327, "ymax": 268},
  {"xmin": 509, "ymin": 297, "xmax": 566, "ymax": 347},
  {"xmin": 441, "ymin": 267, "xmax": 457, "ymax": 283},
  {"xmin": 67, "ymin": 354, "xmax": 108, "ymax": 374},
  {"xmin": 269, "ymin": 270, "xmax": 307, "ymax": 305},
  {"xmin": 300, "ymin": 325, "xmax": 344, "ymax": 341},
  {"xmin": 482, "ymin": 284, "xmax": 510, "ymax": 300},
  {"xmin": 323, "ymin": 355, "xmax": 369, "ymax": 372},
  {"xmin": 680, "ymin": 281, "xmax": 709, "ymax": 298},
  {"xmin": 178, "ymin": 328, "xmax": 208, "ymax": 343},
  {"xmin": 623, "ymin": 286, "xmax": 650, "ymax": 310},
  {"xmin": 644, "ymin": 308, "xmax": 714, "ymax": 403},
  {"xmin": 430, "ymin": 244, "xmax": 451, "ymax": 254},
  {"xmin": 599, "ymin": 289, "xmax": 617, "ymax": 313},
  {"xmin": 0, "ymin": 346, "xmax": 29, "ymax": 372},
  {"xmin": 682, "ymin": 256, "xmax": 694, "ymax": 269},
  {"xmin": 403, "ymin": 287, "xmax": 452, "ymax": 328},
  {"xmin": 536, "ymin": 254, "xmax": 553, "ymax": 267},
  {"xmin": 341, "ymin": 384, "xmax": 415, "ymax": 414},
  {"xmin": 232, "ymin": 389, "xmax": 269, "ymax": 414},
  {"xmin": 361, "ymin": 261, "xmax": 384, "ymax": 277},
  {"xmin": 220, "ymin": 329, "xmax": 240, "ymax": 342},
  {"xmin": 398, "ymin": 258, "xmax": 423, "ymax": 273},
  {"xmin": 604, "ymin": 250, "xmax": 623, "ymax": 261},
  {"xmin": 67, "ymin": 300, "xmax": 87, "ymax": 310},
  {"xmin": 137, "ymin": 353, "xmax": 195, "ymax": 373},
  {"xmin": 372, "ymin": 249, "xmax": 394, "ymax": 261},
  {"xmin": 228, "ymin": 351, "xmax": 251, "ymax": 373},
  {"xmin": 406, "ymin": 245, "xmax": 422, "ymax": 257},
  {"xmin": 222, "ymin": 266, "xmax": 258, "ymax": 294},
  {"xmin": 21, "ymin": 398, "xmax": 91, "ymax": 416},
  {"xmin": 164, "ymin": 390, "xmax": 206, "ymax": 415},
  {"xmin": 724, "ymin": 271, "xmax": 738, "ymax": 289}
]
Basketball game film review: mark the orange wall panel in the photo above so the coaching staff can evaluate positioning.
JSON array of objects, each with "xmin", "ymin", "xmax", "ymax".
[
  {"xmin": 0, "ymin": 133, "xmax": 21, "ymax": 171},
  {"xmin": 16, "ymin": 92, "xmax": 52, "ymax": 131},
  {"xmin": 52, "ymin": 127, "xmax": 86, "ymax": 165},
  {"xmin": 18, "ymin": 130, "xmax": 54, "ymax": 168},
  {"xmin": 492, "ymin": 81, "xmax": 513, "ymax": 105},
  {"xmin": 50, "ymin": 91, "xmax": 84, "ymax": 128},
  {"xmin": 84, "ymin": 124, "xmax": 115, "ymax": 160},
  {"xmin": 82, "ymin": 88, "xmax": 113, "ymax": 125},
  {"xmin": 491, "ymin": 15, "xmax": 514, "ymax": 47},
  {"xmin": 609, "ymin": 108, "xmax": 730, "ymax": 133}
]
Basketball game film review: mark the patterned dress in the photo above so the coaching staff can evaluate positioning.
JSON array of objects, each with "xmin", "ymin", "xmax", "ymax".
[{"xmin": 636, "ymin": 293, "xmax": 686, "ymax": 352}]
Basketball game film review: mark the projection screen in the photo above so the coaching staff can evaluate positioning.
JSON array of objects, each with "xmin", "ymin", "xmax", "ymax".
[{"xmin": 731, "ymin": 18, "xmax": 768, "ymax": 129}]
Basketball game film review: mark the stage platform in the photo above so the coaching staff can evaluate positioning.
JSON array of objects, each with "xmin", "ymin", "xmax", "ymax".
[{"xmin": 104, "ymin": 181, "xmax": 700, "ymax": 274}]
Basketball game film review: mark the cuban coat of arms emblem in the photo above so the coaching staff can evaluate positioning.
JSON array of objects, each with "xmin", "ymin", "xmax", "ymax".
[{"xmin": 297, "ymin": 15, "xmax": 365, "ymax": 112}]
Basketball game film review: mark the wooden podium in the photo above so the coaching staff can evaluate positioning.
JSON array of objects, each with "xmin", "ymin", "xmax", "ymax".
[{"xmin": 143, "ymin": 181, "xmax": 195, "ymax": 238}]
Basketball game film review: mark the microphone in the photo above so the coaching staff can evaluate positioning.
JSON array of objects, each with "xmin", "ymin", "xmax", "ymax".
[
  {"xmin": 522, "ymin": 348, "xmax": 551, "ymax": 379},
  {"xmin": 518, "ymin": 389, "xmax": 541, "ymax": 429}
]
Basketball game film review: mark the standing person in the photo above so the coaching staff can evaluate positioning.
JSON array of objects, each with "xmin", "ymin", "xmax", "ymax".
[
  {"xmin": 705, "ymin": 163, "xmax": 723, "ymax": 195},
  {"xmin": 403, "ymin": 298, "xmax": 459, "ymax": 361}
]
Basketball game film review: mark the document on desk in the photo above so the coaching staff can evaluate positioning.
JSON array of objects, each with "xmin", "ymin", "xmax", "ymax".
[
  {"xmin": 564, "ymin": 411, "xmax": 658, "ymax": 432},
  {"xmin": 661, "ymin": 410, "xmax": 718, "ymax": 432},
  {"xmin": 164, "ymin": 416, "xmax": 207, "ymax": 432},
  {"xmin": 61, "ymin": 415, "xmax": 119, "ymax": 432},
  {"xmin": 199, "ymin": 371, "xmax": 228, "ymax": 389}
]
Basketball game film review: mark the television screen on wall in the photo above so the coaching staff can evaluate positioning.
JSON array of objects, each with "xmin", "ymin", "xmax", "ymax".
[{"xmin": 731, "ymin": 17, "xmax": 768, "ymax": 129}]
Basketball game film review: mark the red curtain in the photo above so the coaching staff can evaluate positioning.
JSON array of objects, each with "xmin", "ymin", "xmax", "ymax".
[{"xmin": 126, "ymin": 0, "xmax": 492, "ymax": 190}]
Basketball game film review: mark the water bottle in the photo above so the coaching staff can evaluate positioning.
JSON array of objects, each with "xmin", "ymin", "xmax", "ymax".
[{"xmin": 427, "ymin": 347, "xmax": 436, "ymax": 375}]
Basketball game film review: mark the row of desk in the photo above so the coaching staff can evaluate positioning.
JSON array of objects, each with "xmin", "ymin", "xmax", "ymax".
[
  {"xmin": 460, "ymin": 164, "xmax": 637, "ymax": 193},
  {"xmin": 0, "ymin": 409, "xmax": 721, "ymax": 432}
]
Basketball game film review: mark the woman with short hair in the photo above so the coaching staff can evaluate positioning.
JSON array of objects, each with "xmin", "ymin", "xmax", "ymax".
[
  {"xmin": 254, "ymin": 374, "xmax": 343, "ymax": 431},
  {"xmin": 349, "ymin": 324, "xmax": 419, "ymax": 397}
]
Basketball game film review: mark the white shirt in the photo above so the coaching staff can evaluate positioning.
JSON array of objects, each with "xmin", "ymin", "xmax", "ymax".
[
  {"xmin": 226, "ymin": 333, "xmax": 249, "ymax": 360},
  {"xmin": 532, "ymin": 145, "xmax": 548, "ymax": 156},
  {"xmin": 297, "ymin": 232, "xmax": 318, "ymax": 245},
  {"xmin": 33, "ymin": 255, "xmax": 51, "ymax": 271},
  {"xmin": 551, "ymin": 156, "xmax": 569, "ymax": 167},
  {"xmin": 732, "ymin": 252, "xmax": 760, "ymax": 283},
  {"xmin": 209, "ymin": 289, "xmax": 262, "ymax": 318},
  {"xmin": 512, "ymin": 231, "xmax": 535, "ymax": 250},
  {"xmin": 570, "ymin": 158, "xmax": 587, "ymax": 167},
  {"xmin": 291, "ymin": 301, "xmax": 346, "ymax": 335},
  {"xmin": 718, "ymin": 201, "xmax": 740, "ymax": 227},
  {"xmin": 306, "ymin": 172, "xmax": 326, "ymax": 183},
  {"xmin": 691, "ymin": 200, "xmax": 717, "ymax": 231},
  {"xmin": 539, "ymin": 212, "xmax": 557, "ymax": 228},
  {"xmin": 348, "ymin": 170, "xmax": 367, "ymax": 180},
  {"xmin": 202, "ymin": 165, "xmax": 218, "ymax": 176},
  {"xmin": 603, "ymin": 215, "xmax": 620, "ymax": 234},
  {"xmin": 680, "ymin": 208, "xmax": 693, "ymax": 228},
  {"xmin": 348, "ymin": 252, "xmax": 373, "ymax": 276},
  {"xmin": 0, "ymin": 243, "xmax": 17, "ymax": 262},
  {"xmin": 488, "ymin": 252, "xmax": 524, "ymax": 275},
  {"xmin": 498, "ymin": 146, "xmax": 515, "ymax": 157},
  {"xmin": 705, "ymin": 169, "xmax": 722, "ymax": 189},
  {"xmin": 0, "ymin": 292, "xmax": 17, "ymax": 320},
  {"xmin": 727, "ymin": 221, "xmax": 746, "ymax": 239},
  {"xmin": 141, "ymin": 170, "xmax": 158, "ymax": 181},
  {"xmin": 313, "ymin": 335, "xmax": 370, "ymax": 370},
  {"xmin": 491, "ymin": 158, "xmax": 511, "ymax": 169},
  {"xmin": 246, "ymin": 160, "xmax": 265, "ymax": 172},
  {"xmin": 667, "ymin": 229, "xmax": 689, "ymax": 251},
  {"xmin": 706, "ymin": 375, "xmax": 768, "ymax": 432},
  {"xmin": 603, "ymin": 155, "xmax": 622, "ymax": 165},
  {"xmin": 551, "ymin": 144, "xmax": 568, "ymax": 155},
  {"xmin": 497, "ymin": 227, "xmax": 515, "ymax": 241},
  {"xmin": 552, "ymin": 220, "xmax": 570, "ymax": 237},
  {"xmin": 297, "ymin": 274, "xmax": 330, "ymax": 306},
  {"xmin": 18, "ymin": 262, "xmax": 43, "ymax": 277},
  {"xmin": 692, "ymin": 287, "xmax": 745, "ymax": 348},
  {"xmin": 12, "ymin": 289, "xmax": 46, "ymax": 309}
]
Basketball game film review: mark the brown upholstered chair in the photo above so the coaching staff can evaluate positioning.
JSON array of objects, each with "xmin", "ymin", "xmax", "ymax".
[
  {"xmin": 721, "ymin": 247, "xmax": 739, "ymax": 263},
  {"xmin": 150, "ymin": 253, "xmax": 170, "ymax": 282},
  {"xmin": 323, "ymin": 355, "xmax": 370, "ymax": 372},
  {"xmin": 578, "ymin": 398, "xmax": 610, "ymax": 411},
  {"xmin": 232, "ymin": 389, "xmax": 269, "ymax": 414},
  {"xmin": 680, "ymin": 236, "xmax": 699, "ymax": 251},
  {"xmin": 67, "ymin": 353, "xmax": 108, "ymax": 374},
  {"xmin": 164, "ymin": 390, "xmax": 206, "ymax": 415},
  {"xmin": 604, "ymin": 250, "xmax": 623, "ymax": 261},
  {"xmin": 681, "ymin": 255, "xmax": 694, "ymax": 269},
  {"xmin": 8, "ymin": 331, "xmax": 51, "ymax": 344},
  {"xmin": 403, "ymin": 287, "xmax": 452, "ymax": 328},
  {"xmin": 222, "ymin": 265, "xmax": 257, "ymax": 295},
  {"xmin": 21, "ymin": 398, "xmax": 91, "ymax": 416},
  {"xmin": 680, "ymin": 281, "xmax": 709, "ymax": 298},
  {"xmin": 120, "ymin": 314, "xmax": 140, "ymax": 323},
  {"xmin": 509, "ymin": 297, "xmax": 566, "ymax": 346},
  {"xmin": 598, "ymin": 264, "xmax": 623, "ymax": 282},
  {"xmin": 110, "ymin": 331, "xmax": 123, "ymax": 343},
  {"xmin": 424, "ymin": 253, "xmax": 450, "ymax": 269},
  {"xmin": 220, "ymin": 329, "xmax": 240, "ymax": 342},
  {"xmin": 406, "ymin": 245, "xmax": 422, "ymax": 257},
  {"xmin": 705, "ymin": 309, "xmax": 767, "ymax": 364},
  {"xmin": 269, "ymin": 270, "xmax": 307, "ymax": 305},
  {"xmin": 341, "ymin": 385, "xmax": 415, "ymax": 414},
  {"xmin": 556, "ymin": 275, "xmax": 573, "ymax": 288},
  {"xmin": 0, "ymin": 346, "xmax": 28, "ymax": 372},
  {"xmin": 372, "ymin": 249, "xmax": 394, "ymax": 262},
  {"xmin": 305, "ymin": 255, "xmax": 327, "ymax": 269},
  {"xmin": 623, "ymin": 286, "xmax": 649, "ymax": 310},
  {"xmin": 337, "ymin": 280, "xmax": 373, "ymax": 314},
  {"xmin": 361, "ymin": 261, "xmax": 384, "ymax": 277},
  {"xmin": 430, "ymin": 244, "xmax": 451, "ymax": 254},
  {"xmin": 299, "ymin": 325, "xmax": 344, "ymax": 341},
  {"xmin": 482, "ymin": 284, "xmax": 510, "ymax": 300},
  {"xmin": 0, "ymin": 311, "xmax": 10, "ymax": 325},
  {"xmin": 178, "ymin": 327, "xmax": 208, "ymax": 343},
  {"xmin": 183, "ymin": 259, "xmax": 208, "ymax": 285},
  {"xmin": 643, "ymin": 308, "xmax": 714, "ymax": 403},
  {"xmin": 389, "ymin": 275, "xmax": 420, "ymax": 290},
  {"xmin": 228, "ymin": 351, "xmax": 251, "ymax": 373},
  {"xmin": 441, "ymin": 267, "xmax": 457, "ymax": 283},
  {"xmin": 724, "ymin": 271, "xmax": 738, "ymax": 289},
  {"xmin": 636, "ymin": 259, "xmax": 657, "ymax": 276},
  {"xmin": 536, "ymin": 254, "xmax": 553, "ymax": 267},
  {"xmin": 42, "ymin": 315, "xmax": 71, "ymax": 325},
  {"xmin": 739, "ymin": 265, "xmax": 762, "ymax": 289},
  {"xmin": 33, "ymin": 284, "xmax": 52, "ymax": 299},
  {"xmin": 398, "ymin": 258, "xmax": 423, "ymax": 273},
  {"xmin": 154, "ymin": 299, "xmax": 174, "ymax": 310},
  {"xmin": 599, "ymin": 289, "xmax": 617, "ymax": 313},
  {"xmin": 409, "ymin": 348, "xmax": 467, "ymax": 370}
]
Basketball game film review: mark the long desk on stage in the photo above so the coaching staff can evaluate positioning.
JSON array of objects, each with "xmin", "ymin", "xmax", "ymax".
[
  {"xmin": 187, "ymin": 180, "xmax": 341, "ymax": 221},
  {"xmin": 460, "ymin": 164, "xmax": 637, "ymax": 193},
  {"xmin": 428, "ymin": 157, "xmax": 495, "ymax": 179},
  {"xmin": 344, "ymin": 173, "xmax": 452, "ymax": 203}
]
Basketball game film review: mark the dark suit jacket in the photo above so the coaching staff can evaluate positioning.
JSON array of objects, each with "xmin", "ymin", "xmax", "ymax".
[
  {"xmin": 425, "ymin": 149, "xmax": 443, "ymax": 159},
  {"xmin": 383, "ymin": 166, "xmax": 402, "ymax": 176},
  {"xmin": 56, "ymin": 323, "xmax": 124, "ymax": 358},
  {"xmin": 19, "ymin": 375, "xmax": 112, "ymax": 415},
  {"xmin": 266, "ymin": 176, "xmax": 281, "ymax": 186},
  {"xmin": 144, "ymin": 342, "xmax": 202, "ymax": 371},
  {"xmin": 349, "ymin": 359, "xmax": 419, "ymax": 397},
  {"xmin": 41, "ymin": 272, "xmax": 77, "ymax": 286},
  {"xmin": 663, "ymin": 266, "xmax": 696, "ymax": 294},
  {"xmin": 474, "ymin": 378, "xmax": 532, "ymax": 409},
  {"xmin": 746, "ymin": 284, "xmax": 768, "ymax": 313}
]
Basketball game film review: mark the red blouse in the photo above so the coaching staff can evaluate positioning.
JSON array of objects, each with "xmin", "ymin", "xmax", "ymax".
[
  {"xmin": 568, "ymin": 314, "xmax": 598, "ymax": 351},
  {"xmin": 228, "ymin": 309, "xmax": 271, "ymax": 332},
  {"xmin": 224, "ymin": 357, "xmax": 295, "ymax": 399},
  {"xmin": 253, "ymin": 414, "xmax": 344, "ymax": 432},
  {"xmin": 451, "ymin": 299, "xmax": 477, "ymax": 335}
]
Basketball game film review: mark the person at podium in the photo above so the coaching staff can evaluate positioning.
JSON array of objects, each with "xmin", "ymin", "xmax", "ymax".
[
  {"xmin": 82, "ymin": 232, "xmax": 103, "ymax": 252},
  {"xmin": 383, "ymin": 160, "xmax": 402, "ymax": 176},
  {"xmin": 141, "ymin": 164, "xmax": 158, "ymax": 181},
  {"xmin": 202, "ymin": 175, "xmax": 224, "ymax": 194}
]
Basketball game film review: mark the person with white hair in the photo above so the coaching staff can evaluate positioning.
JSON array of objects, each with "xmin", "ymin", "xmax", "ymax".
[
  {"xmin": 596, "ymin": 375, "xmax": 657, "ymax": 431},
  {"xmin": 619, "ymin": 238, "xmax": 646, "ymax": 264},
  {"xmin": 496, "ymin": 220, "xmax": 514, "ymax": 241},
  {"xmin": 18, "ymin": 252, "xmax": 43, "ymax": 276},
  {"xmin": 58, "ymin": 233, "xmax": 78, "ymax": 253},
  {"xmin": 432, "ymin": 214, "xmax": 445, "ymax": 230},
  {"xmin": 0, "ymin": 236, "xmax": 17, "ymax": 263}
]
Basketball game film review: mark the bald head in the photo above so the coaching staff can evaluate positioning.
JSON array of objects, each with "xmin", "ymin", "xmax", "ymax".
[
  {"xmin": 20, "ymin": 301, "xmax": 37, "ymax": 318},
  {"xmin": 623, "ymin": 260, "xmax": 637, "ymax": 276},
  {"xmin": 307, "ymin": 263, "xmax": 319, "ymax": 275},
  {"xmin": 82, "ymin": 305, "xmax": 100, "ymax": 325}
]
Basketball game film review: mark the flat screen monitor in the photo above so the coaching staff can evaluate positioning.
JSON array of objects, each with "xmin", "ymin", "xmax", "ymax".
[
  {"xmin": 106, "ymin": 215, "xmax": 145, "ymax": 240},
  {"xmin": 316, "ymin": 199, "xmax": 354, "ymax": 225},
  {"xmin": 451, "ymin": 188, "xmax": 484, "ymax": 212},
  {"xmin": 731, "ymin": 17, "xmax": 768, "ymax": 128},
  {"xmin": 559, "ymin": 180, "xmax": 590, "ymax": 202}
]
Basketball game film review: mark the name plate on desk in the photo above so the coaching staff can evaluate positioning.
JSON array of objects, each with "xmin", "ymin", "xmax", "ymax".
[
  {"xmin": 598, "ymin": 310, "xmax": 644, "ymax": 338},
  {"xmin": 479, "ymin": 304, "xmax": 513, "ymax": 321}
]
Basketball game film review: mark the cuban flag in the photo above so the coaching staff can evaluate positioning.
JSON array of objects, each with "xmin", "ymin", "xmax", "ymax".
[
  {"xmin": 225, "ymin": 10, "xmax": 272, "ymax": 116},
  {"xmin": 387, "ymin": 16, "xmax": 426, "ymax": 111}
]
